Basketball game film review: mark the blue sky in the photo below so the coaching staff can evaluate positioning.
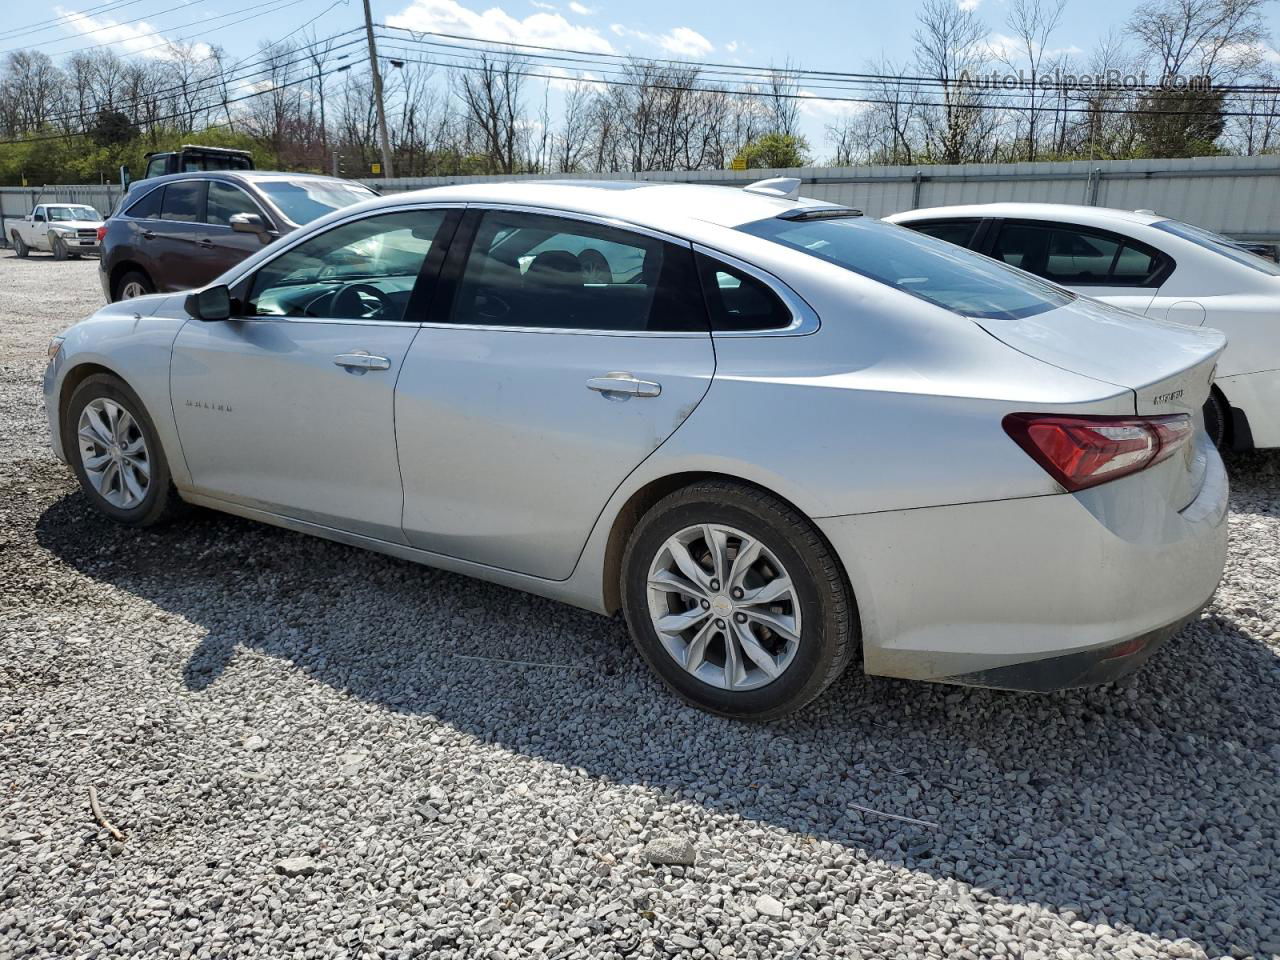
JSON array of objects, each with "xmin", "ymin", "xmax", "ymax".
[{"xmin": 8, "ymin": 0, "xmax": 1280, "ymax": 151}]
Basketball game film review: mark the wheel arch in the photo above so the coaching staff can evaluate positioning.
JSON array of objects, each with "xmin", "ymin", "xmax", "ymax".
[
  {"xmin": 598, "ymin": 470, "xmax": 854, "ymax": 616},
  {"xmin": 57, "ymin": 362, "xmax": 127, "ymax": 448},
  {"xmin": 108, "ymin": 260, "xmax": 152, "ymax": 299}
]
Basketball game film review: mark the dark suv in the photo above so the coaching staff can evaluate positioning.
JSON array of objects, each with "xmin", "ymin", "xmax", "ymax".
[{"xmin": 99, "ymin": 171, "xmax": 377, "ymax": 302}]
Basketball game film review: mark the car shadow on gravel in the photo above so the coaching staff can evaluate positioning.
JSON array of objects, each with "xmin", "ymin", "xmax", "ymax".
[{"xmin": 33, "ymin": 452, "xmax": 1280, "ymax": 958}]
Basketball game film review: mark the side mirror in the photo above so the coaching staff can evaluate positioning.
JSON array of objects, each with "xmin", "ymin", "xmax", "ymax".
[
  {"xmin": 230, "ymin": 212, "xmax": 273, "ymax": 243},
  {"xmin": 184, "ymin": 284, "xmax": 231, "ymax": 322}
]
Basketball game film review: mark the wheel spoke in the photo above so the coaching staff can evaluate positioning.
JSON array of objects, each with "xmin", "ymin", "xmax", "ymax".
[
  {"xmin": 742, "ymin": 608, "xmax": 801, "ymax": 645},
  {"xmin": 121, "ymin": 435, "xmax": 146, "ymax": 456},
  {"xmin": 742, "ymin": 574, "xmax": 794, "ymax": 607},
  {"xmin": 83, "ymin": 451, "xmax": 112, "ymax": 471},
  {"xmin": 114, "ymin": 409, "xmax": 135, "ymax": 443},
  {"xmin": 85, "ymin": 406, "xmax": 113, "ymax": 444},
  {"xmin": 655, "ymin": 605, "xmax": 711, "ymax": 635},
  {"xmin": 683, "ymin": 619, "xmax": 717, "ymax": 672},
  {"xmin": 99, "ymin": 460, "xmax": 120, "ymax": 498},
  {"xmin": 120, "ymin": 462, "xmax": 146, "ymax": 504},
  {"xmin": 704, "ymin": 524, "xmax": 730, "ymax": 585},
  {"xmin": 126, "ymin": 454, "xmax": 150, "ymax": 480},
  {"xmin": 733, "ymin": 622, "xmax": 782, "ymax": 678},
  {"xmin": 665, "ymin": 536, "xmax": 710, "ymax": 591},
  {"xmin": 723, "ymin": 624, "xmax": 745, "ymax": 690},
  {"xmin": 648, "ymin": 568, "xmax": 707, "ymax": 600},
  {"xmin": 728, "ymin": 537, "xmax": 764, "ymax": 590}
]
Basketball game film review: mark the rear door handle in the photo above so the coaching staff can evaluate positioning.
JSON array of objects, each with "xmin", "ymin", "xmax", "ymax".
[
  {"xmin": 141, "ymin": 230, "xmax": 155, "ymax": 240},
  {"xmin": 586, "ymin": 372, "xmax": 662, "ymax": 399},
  {"xmin": 196, "ymin": 237, "xmax": 214, "ymax": 248},
  {"xmin": 334, "ymin": 353, "xmax": 392, "ymax": 373}
]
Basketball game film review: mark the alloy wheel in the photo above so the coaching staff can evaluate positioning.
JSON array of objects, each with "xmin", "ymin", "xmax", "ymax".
[
  {"xmin": 646, "ymin": 522, "xmax": 802, "ymax": 691},
  {"xmin": 77, "ymin": 397, "xmax": 151, "ymax": 509},
  {"xmin": 120, "ymin": 281, "xmax": 147, "ymax": 299}
]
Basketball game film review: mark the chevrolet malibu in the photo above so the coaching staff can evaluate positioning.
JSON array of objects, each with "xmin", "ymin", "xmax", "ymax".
[{"xmin": 44, "ymin": 180, "xmax": 1229, "ymax": 718}]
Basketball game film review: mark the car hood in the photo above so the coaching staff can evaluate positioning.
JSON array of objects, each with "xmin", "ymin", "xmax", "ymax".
[
  {"xmin": 48, "ymin": 220, "xmax": 103, "ymax": 229},
  {"xmin": 974, "ymin": 295, "xmax": 1226, "ymax": 417}
]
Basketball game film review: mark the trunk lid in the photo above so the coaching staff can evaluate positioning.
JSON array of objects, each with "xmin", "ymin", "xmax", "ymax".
[
  {"xmin": 975, "ymin": 295, "xmax": 1225, "ymax": 509},
  {"xmin": 974, "ymin": 295, "xmax": 1225, "ymax": 418}
]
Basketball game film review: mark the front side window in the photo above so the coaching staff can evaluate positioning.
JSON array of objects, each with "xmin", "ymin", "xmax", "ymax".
[
  {"xmin": 160, "ymin": 181, "xmax": 205, "ymax": 223},
  {"xmin": 255, "ymin": 179, "xmax": 377, "ymax": 225},
  {"xmin": 907, "ymin": 220, "xmax": 981, "ymax": 249},
  {"xmin": 1153, "ymin": 218, "xmax": 1280, "ymax": 276},
  {"xmin": 993, "ymin": 223, "xmax": 1164, "ymax": 286},
  {"xmin": 248, "ymin": 210, "xmax": 447, "ymax": 321},
  {"xmin": 32, "ymin": 208, "xmax": 45, "ymax": 222},
  {"xmin": 206, "ymin": 181, "xmax": 265, "ymax": 227},
  {"xmin": 145, "ymin": 156, "xmax": 168, "ymax": 179},
  {"xmin": 450, "ymin": 210, "xmax": 706, "ymax": 332},
  {"xmin": 125, "ymin": 187, "xmax": 164, "ymax": 220},
  {"xmin": 739, "ymin": 215, "xmax": 1072, "ymax": 321}
]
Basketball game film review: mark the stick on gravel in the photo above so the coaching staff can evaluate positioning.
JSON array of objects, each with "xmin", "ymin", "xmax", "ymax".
[
  {"xmin": 847, "ymin": 802, "xmax": 939, "ymax": 829},
  {"xmin": 88, "ymin": 786, "xmax": 125, "ymax": 842}
]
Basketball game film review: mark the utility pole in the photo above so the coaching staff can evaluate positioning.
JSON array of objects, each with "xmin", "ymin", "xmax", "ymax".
[{"xmin": 362, "ymin": 0, "xmax": 394, "ymax": 178}]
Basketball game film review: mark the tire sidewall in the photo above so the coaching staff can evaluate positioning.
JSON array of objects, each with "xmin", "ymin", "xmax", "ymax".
[
  {"xmin": 63, "ymin": 374, "xmax": 172, "ymax": 525},
  {"xmin": 115, "ymin": 270, "xmax": 152, "ymax": 302},
  {"xmin": 1203, "ymin": 392, "xmax": 1227, "ymax": 449},
  {"xmin": 12, "ymin": 233, "xmax": 27, "ymax": 257},
  {"xmin": 622, "ymin": 492, "xmax": 845, "ymax": 719},
  {"xmin": 48, "ymin": 232, "xmax": 66, "ymax": 260}
]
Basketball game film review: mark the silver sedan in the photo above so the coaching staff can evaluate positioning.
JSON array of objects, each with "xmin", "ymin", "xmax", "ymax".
[{"xmin": 44, "ymin": 179, "xmax": 1229, "ymax": 718}]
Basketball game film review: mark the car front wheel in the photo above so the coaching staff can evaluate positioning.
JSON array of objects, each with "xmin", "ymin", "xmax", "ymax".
[
  {"xmin": 48, "ymin": 231, "xmax": 67, "ymax": 260},
  {"xmin": 622, "ymin": 481, "xmax": 857, "ymax": 720},
  {"xmin": 63, "ymin": 374, "xmax": 184, "ymax": 526}
]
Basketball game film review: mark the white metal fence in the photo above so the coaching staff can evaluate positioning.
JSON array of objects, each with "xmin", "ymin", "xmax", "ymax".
[{"xmin": 4, "ymin": 154, "xmax": 1280, "ymax": 247}]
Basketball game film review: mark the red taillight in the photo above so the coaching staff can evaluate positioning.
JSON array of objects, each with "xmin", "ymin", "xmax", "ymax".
[
  {"xmin": 1003, "ymin": 413, "xmax": 1193, "ymax": 492},
  {"xmin": 95, "ymin": 225, "xmax": 106, "ymax": 243}
]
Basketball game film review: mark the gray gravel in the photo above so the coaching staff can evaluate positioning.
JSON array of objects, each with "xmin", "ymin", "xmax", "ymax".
[{"xmin": 2, "ymin": 250, "xmax": 1279, "ymax": 960}]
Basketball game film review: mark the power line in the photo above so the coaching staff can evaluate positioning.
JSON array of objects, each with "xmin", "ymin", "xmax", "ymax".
[
  {"xmin": 0, "ymin": 0, "xmax": 156, "ymax": 44},
  {"xmin": 377, "ymin": 25, "xmax": 1280, "ymax": 96},
  {"xmin": 375, "ymin": 43, "xmax": 1280, "ymax": 120}
]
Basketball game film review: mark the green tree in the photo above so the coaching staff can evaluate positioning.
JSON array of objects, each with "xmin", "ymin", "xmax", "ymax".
[
  {"xmin": 734, "ymin": 133, "xmax": 810, "ymax": 170},
  {"xmin": 1134, "ymin": 82, "xmax": 1227, "ymax": 158}
]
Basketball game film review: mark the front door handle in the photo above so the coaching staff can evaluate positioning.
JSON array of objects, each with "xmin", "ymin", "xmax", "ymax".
[
  {"xmin": 196, "ymin": 237, "xmax": 215, "ymax": 248},
  {"xmin": 334, "ymin": 352, "xmax": 392, "ymax": 373},
  {"xmin": 141, "ymin": 230, "xmax": 155, "ymax": 240},
  {"xmin": 586, "ymin": 372, "xmax": 662, "ymax": 399}
]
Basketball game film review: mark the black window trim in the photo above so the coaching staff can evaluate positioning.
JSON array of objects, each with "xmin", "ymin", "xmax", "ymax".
[
  {"xmin": 227, "ymin": 204, "xmax": 463, "ymax": 326},
  {"xmin": 987, "ymin": 217, "xmax": 1175, "ymax": 289},
  {"xmin": 122, "ymin": 184, "xmax": 165, "ymax": 220},
  {"xmin": 691, "ymin": 244, "xmax": 819, "ymax": 337},
  {"xmin": 899, "ymin": 216, "xmax": 994, "ymax": 252},
  {"xmin": 426, "ymin": 203, "xmax": 715, "ymax": 339}
]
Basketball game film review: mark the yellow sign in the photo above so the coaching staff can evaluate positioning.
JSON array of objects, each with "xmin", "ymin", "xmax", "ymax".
[
  {"xmin": 730, "ymin": 156, "xmax": 747, "ymax": 171},
  {"xmin": 371, "ymin": 162, "xmax": 381, "ymax": 175}
]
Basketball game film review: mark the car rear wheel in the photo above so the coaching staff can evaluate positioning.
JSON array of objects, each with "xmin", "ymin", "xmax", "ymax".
[
  {"xmin": 11, "ymin": 232, "xmax": 28, "ymax": 258},
  {"xmin": 1202, "ymin": 390, "xmax": 1229, "ymax": 450},
  {"xmin": 64, "ymin": 374, "xmax": 184, "ymax": 527},
  {"xmin": 48, "ymin": 232, "xmax": 67, "ymax": 260},
  {"xmin": 115, "ymin": 271, "xmax": 153, "ymax": 301},
  {"xmin": 622, "ymin": 481, "xmax": 857, "ymax": 720}
]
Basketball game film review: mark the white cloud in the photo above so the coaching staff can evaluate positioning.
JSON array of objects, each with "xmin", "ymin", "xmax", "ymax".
[
  {"xmin": 388, "ymin": 0, "xmax": 616, "ymax": 53},
  {"xmin": 725, "ymin": 40, "xmax": 739, "ymax": 53},
  {"xmin": 54, "ymin": 4, "xmax": 211, "ymax": 59},
  {"xmin": 958, "ymin": 0, "xmax": 981, "ymax": 10},
  {"xmin": 568, "ymin": 1, "xmax": 594, "ymax": 13},
  {"xmin": 797, "ymin": 89, "xmax": 868, "ymax": 120},
  {"xmin": 611, "ymin": 23, "xmax": 713, "ymax": 56},
  {"xmin": 986, "ymin": 31, "xmax": 1082, "ymax": 62},
  {"xmin": 530, "ymin": 0, "xmax": 557, "ymax": 9}
]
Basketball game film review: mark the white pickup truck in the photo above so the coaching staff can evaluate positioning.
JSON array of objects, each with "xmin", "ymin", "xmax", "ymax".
[{"xmin": 8, "ymin": 203, "xmax": 105, "ymax": 259}]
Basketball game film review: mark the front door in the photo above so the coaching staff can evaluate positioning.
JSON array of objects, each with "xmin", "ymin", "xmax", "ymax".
[
  {"xmin": 199, "ymin": 179, "xmax": 274, "ymax": 283},
  {"xmin": 171, "ymin": 207, "xmax": 455, "ymax": 541},
  {"xmin": 396, "ymin": 207, "xmax": 716, "ymax": 580}
]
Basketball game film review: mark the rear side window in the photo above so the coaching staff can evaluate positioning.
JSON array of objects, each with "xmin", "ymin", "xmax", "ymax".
[
  {"xmin": 907, "ymin": 220, "xmax": 981, "ymax": 249},
  {"xmin": 696, "ymin": 255, "xmax": 794, "ymax": 331},
  {"xmin": 739, "ymin": 215, "xmax": 1072, "ymax": 321},
  {"xmin": 449, "ymin": 210, "xmax": 706, "ymax": 333},
  {"xmin": 160, "ymin": 181, "xmax": 205, "ymax": 223},
  {"xmin": 124, "ymin": 187, "xmax": 164, "ymax": 219},
  {"xmin": 993, "ymin": 223, "xmax": 1165, "ymax": 286},
  {"xmin": 206, "ymin": 181, "xmax": 264, "ymax": 227}
]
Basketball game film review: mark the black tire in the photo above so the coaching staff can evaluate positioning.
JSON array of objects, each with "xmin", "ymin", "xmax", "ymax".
[
  {"xmin": 113, "ymin": 269, "xmax": 153, "ymax": 301},
  {"xmin": 621, "ymin": 481, "xmax": 857, "ymax": 720},
  {"xmin": 12, "ymin": 232, "xmax": 28, "ymax": 258},
  {"xmin": 63, "ymin": 373, "xmax": 185, "ymax": 527},
  {"xmin": 1202, "ymin": 390, "xmax": 1229, "ymax": 450},
  {"xmin": 48, "ymin": 232, "xmax": 67, "ymax": 261}
]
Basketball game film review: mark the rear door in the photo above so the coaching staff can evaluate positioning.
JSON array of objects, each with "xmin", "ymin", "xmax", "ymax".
[
  {"xmin": 395, "ymin": 207, "xmax": 715, "ymax": 580},
  {"xmin": 154, "ymin": 179, "xmax": 212, "ymax": 291},
  {"xmin": 988, "ymin": 220, "xmax": 1168, "ymax": 315}
]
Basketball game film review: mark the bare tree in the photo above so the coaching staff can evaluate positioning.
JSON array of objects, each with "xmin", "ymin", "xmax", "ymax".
[
  {"xmin": 997, "ymin": 0, "xmax": 1066, "ymax": 159},
  {"xmin": 914, "ymin": 0, "xmax": 998, "ymax": 163},
  {"xmin": 456, "ymin": 52, "xmax": 526, "ymax": 173}
]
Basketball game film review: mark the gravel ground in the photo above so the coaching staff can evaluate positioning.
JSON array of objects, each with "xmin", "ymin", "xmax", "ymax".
[{"xmin": 1, "ymin": 251, "xmax": 1278, "ymax": 960}]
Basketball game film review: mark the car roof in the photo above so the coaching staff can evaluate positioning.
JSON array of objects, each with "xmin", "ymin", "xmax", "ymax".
[
  {"xmin": 886, "ymin": 202, "xmax": 1168, "ymax": 228},
  {"xmin": 361, "ymin": 179, "xmax": 839, "ymax": 231},
  {"xmin": 136, "ymin": 170, "xmax": 354, "ymax": 188}
]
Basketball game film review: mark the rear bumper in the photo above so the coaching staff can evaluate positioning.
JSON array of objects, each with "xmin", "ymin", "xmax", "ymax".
[{"xmin": 817, "ymin": 435, "xmax": 1229, "ymax": 691}]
